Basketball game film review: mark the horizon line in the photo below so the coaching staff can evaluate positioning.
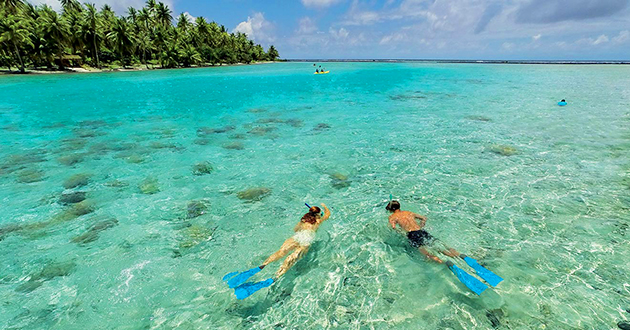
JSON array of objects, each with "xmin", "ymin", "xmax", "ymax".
[{"xmin": 283, "ymin": 59, "xmax": 630, "ymax": 64}]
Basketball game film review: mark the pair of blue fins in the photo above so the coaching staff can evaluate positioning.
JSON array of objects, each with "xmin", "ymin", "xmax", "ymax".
[
  {"xmin": 447, "ymin": 255, "xmax": 503, "ymax": 295},
  {"xmin": 222, "ymin": 266, "xmax": 274, "ymax": 300},
  {"xmin": 222, "ymin": 255, "xmax": 502, "ymax": 299}
]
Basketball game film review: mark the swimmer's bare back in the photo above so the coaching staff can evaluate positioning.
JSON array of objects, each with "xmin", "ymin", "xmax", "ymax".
[{"xmin": 389, "ymin": 210, "xmax": 427, "ymax": 232}]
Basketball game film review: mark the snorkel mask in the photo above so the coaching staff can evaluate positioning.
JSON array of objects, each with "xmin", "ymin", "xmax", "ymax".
[{"xmin": 305, "ymin": 203, "xmax": 324, "ymax": 217}]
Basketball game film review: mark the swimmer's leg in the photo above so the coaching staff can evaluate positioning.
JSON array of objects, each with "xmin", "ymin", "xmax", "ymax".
[
  {"xmin": 275, "ymin": 246, "xmax": 309, "ymax": 278},
  {"xmin": 262, "ymin": 238, "xmax": 298, "ymax": 268},
  {"xmin": 419, "ymin": 247, "xmax": 443, "ymax": 264}
]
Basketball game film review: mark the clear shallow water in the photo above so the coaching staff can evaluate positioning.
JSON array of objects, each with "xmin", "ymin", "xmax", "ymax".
[{"xmin": 1, "ymin": 63, "xmax": 629, "ymax": 329}]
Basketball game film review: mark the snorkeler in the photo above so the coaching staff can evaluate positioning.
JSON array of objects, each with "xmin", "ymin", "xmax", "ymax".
[
  {"xmin": 223, "ymin": 204, "xmax": 331, "ymax": 299},
  {"xmin": 386, "ymin": 200, "xmax": 502, "ymax": 294}
]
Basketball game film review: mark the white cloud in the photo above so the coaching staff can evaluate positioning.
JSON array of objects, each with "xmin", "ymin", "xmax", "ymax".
[
  {"xmin": 297, "ymin": 17, "xmax": 318, "ymax": 34},
  {"xmin": 234, "ymin": 12, "xmax": 275, "ymax": 44},
  {"xmin": 593, "ymin": 34, "xmax": 609, "ymax": 45},
  {"xmin": 502, "ymin": 42, "xmax": 515, "ymax": 50},
  {"xmin": 329, "ymin": 27, "xmax": 350, "ymax": 39},
  {"xmin": 182, "ymin": 12, "xmax": 196, "ymax": 23},
  {"xmin": 612, "ymin": 30, "xmax": 629, "ymax": 44},
  {"xmin": 379, "ymin": 32, "xmax": 405, "ymax": 45},
  {"xmin": 532, "ymin": 34, "xmax": 542, "ymax": 41},
  {"xmin": 301, "ymin": 0, "xmax": 344, "ymax": 9}
]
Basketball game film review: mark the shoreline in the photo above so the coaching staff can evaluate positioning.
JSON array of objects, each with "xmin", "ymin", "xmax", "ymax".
[{"xmin": 0, "ymin": 61, "xmax": 277, "ymax": 76}]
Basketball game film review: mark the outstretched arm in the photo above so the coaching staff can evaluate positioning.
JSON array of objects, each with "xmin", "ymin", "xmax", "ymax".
[
  {"xmin": 389, "ymin": 216, "xmax": 397, "ymax": 229},
  {"xmin": 319, "ymin": 203, "xmax": 331, "ymax": 222}
]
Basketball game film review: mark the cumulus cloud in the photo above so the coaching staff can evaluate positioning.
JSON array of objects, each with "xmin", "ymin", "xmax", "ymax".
[
  {"xmin": 301, "ymin": 0, "xmax": 344, "ymax": 9},
  {"xmin": 297, "ymin": 17, "xmax": 318, "ymax": 34},
  {"xmin": 516, "ymin": 0, "xmax": 629, "ymax": 24},
  {"xmin": 329, "ymin": 27, "xmax": 350, "ymax": 39},
  {"xmin": 234, "ymin": 12, "xmax": 276, "ymax": 44},
  {"xmin": 532, "ymin": 34, "xmax": 542, "ymax": 41}
]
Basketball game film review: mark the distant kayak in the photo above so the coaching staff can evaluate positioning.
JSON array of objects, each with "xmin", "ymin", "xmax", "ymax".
[{"xmin": 314, "ymin": 71, "xmax": 330, "ymax": 75}]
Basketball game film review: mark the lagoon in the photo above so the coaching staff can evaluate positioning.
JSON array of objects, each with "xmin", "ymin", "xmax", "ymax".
[{"xmin": 1, "ymin": 62, "xmax": 629, "ymax": 329}]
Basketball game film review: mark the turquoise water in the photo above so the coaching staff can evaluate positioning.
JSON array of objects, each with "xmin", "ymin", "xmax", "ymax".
[{"xmin": 1, "ymin": 62, "xmax": 630, "ymax": 329}]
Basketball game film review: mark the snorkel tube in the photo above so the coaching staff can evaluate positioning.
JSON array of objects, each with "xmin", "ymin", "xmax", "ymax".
[{"xmin": 305, "ymin": 203, "xmax": 324, "ymax": 216}]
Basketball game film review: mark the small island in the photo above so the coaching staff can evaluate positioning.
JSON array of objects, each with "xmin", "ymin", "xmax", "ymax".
[{"xmin": 0, "ymin": 0, "xmax": 280, "ymax": 74}]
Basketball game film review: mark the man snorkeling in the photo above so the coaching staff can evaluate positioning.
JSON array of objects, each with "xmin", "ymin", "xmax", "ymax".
[
  {"xmin": 223, "ymin": 204, "xmax": 331, "ymax": 299},
  {"xmin": 386, "ymin": 200, "xmax": 502, "ymax": 295}
]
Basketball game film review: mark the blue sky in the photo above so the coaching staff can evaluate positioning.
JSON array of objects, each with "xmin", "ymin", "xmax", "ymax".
[{"xmin": 36, "ymin": 0, "xmax": 630, "ymax": 60}]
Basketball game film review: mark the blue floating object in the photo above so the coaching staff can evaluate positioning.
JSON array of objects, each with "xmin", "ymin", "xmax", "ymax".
[
  {"xmin": 463, "ymin": 256, "xmax": 503, "ymax": 287},
  {"xmin": 226, "ymin": 267, "xmax": 262, "ymax": 288},
  {"xmin": 448, "ymin": 263, "xmax": 488, "ymax": 295},
  {"xmin": 234, "ymin": 278, "xmax": 274, "ymax": 299},
  {"xmin": 558, "ymin": 101, "xmax": 567, "ymax": 106}
]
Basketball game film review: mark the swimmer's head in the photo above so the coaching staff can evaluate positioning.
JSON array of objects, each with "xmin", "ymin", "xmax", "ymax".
[
  {"xmin": 561, "ymin": 99, "xmax": 566, "ymax": 102},
  {"xmin": 386, "ymin": 200, "xmax": 401, "ymax": 212},
  {"xmin": 302, "ymin": 206, "xmax": 321, "ymax": 224}
]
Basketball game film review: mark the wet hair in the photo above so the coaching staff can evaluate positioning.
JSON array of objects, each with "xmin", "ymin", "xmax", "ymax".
[
  {"xmin": 301, "ymin": 206, "xmax": 321, "ymax": 224},
  {"xmin": 561, "ymin": 99, "xmax": 566, "ymax": 102},
  {"xmin": 386, "ymin": 200, "xmax": 401, "ymax": 212}
]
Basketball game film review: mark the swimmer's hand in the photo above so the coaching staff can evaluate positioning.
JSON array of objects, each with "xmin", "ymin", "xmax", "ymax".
[{"xmin": 320, "ymin": 203, "xmax": 331, "ymax": 221}]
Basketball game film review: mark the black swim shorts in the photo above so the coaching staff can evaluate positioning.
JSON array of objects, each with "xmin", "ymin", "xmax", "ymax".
[{"xmin": 407, "ymin": 230, "xmax": 434, "ymax": 247}]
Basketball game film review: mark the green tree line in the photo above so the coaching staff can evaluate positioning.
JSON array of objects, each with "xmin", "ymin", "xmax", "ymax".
[{"xmin": 0, "ymin": 0, "xmax": 280, "ymax": 72}]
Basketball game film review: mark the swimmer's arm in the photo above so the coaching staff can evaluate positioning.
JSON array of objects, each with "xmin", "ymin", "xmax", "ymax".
[
  {"xmin": 319, "ymin": 203, "xmax": 331, "ymax": 222},
  {"xmin": 414, "ymin": 213, "xmax": 427, "ymax": 227},
  {"xmin": 389, "ymin": 216, "xmax": 397, "ymax": 229}
]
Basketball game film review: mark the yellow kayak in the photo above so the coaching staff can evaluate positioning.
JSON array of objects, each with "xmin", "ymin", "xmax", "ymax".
[{"xmin": 314, "ymin": 71, "xmax": 330, "ymax": 74}]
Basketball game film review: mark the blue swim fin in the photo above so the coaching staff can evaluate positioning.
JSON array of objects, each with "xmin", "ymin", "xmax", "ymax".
[
  {"xmin": 462, "ymin": 255, "xmax": 503, "ymax": 287},
  {"xmin": 222, "ymin": 271, "xmax": 239, "ymax": 281},
  {"xmin": 447, "ymin": 261, "xmax": 488, "ymax": 295},
  {"xmin": 234, "ymin": 278, "xmax": 274, "ymax": 300},
  {"xmin": 225, "ymin": 267, "xmax": 262, "ymax": 288}
]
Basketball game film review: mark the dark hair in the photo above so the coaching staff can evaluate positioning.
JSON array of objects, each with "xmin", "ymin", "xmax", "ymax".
[
  {"xmin": 561, "ymin": 99, "xmax": 565, "ymax": 102},
  {"xmin": 301, "ymin": 206, "xmax": 321, "ymax": 224},
  {"xmin": 386, "ymin": 200, "xmax": 400, "ymax": 212}
]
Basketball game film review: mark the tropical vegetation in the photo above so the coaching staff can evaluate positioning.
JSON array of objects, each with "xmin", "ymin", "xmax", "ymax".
[{"xmin": 0, "ymin": 0, "xmax": 280, "ymax": 73}]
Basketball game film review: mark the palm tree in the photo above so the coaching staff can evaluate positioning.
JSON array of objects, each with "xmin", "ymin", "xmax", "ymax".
[
  {"xmin": 267, "ymin": 45, "xmax": 279, "ymax": 61},
  {"xmin": 107, "ymin": 17, "xmax": 134, "ymax": 67},
  {"xmin": 0, "ymin": 12, "xmax": 32, "ymax": 72},
  {"xmin": 136, "ymin": 29, "xmax": 152, "ymax": 68},
  {"xmin": 176, "ymin": 12, "xmax": 190, "ymax": 32},
  {"xmin": 82, "ymin": 3, "xmax": 101, "ymax": 67},
  {"xmin": 60, "ymin": 0, "xmax": 81, "ymax": 14},
  {"xmin": 0, "ymin": 0, "xmax": 277, "ymax": 71},
  {"xmin": 155, "ymin": 2, "xmax": 172, "ymax": 27},
  {"xmin": 38, "ymin": 6, "xmax": 69, "ymax": 69},
  {"xmin": 159, "ymin": 42, "xmax": 178, "ymax": 68},
  {"xmin": 179, "ymin": 43, "xmax": 200, "ymax": 67},
  {"xmin": 1, "ymin": 0, "xmax": 24, "ymax": 14}
]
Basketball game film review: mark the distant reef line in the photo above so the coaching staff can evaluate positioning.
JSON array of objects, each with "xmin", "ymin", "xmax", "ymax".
[{"xmin": 287, "ymin": 59, "xmax": 630, "ymax": 65}]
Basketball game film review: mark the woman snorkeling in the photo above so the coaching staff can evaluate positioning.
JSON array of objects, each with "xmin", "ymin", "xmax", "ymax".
[{"xmin": 223, "ymin": 204, "xmax": 331, "ymax": 299}]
